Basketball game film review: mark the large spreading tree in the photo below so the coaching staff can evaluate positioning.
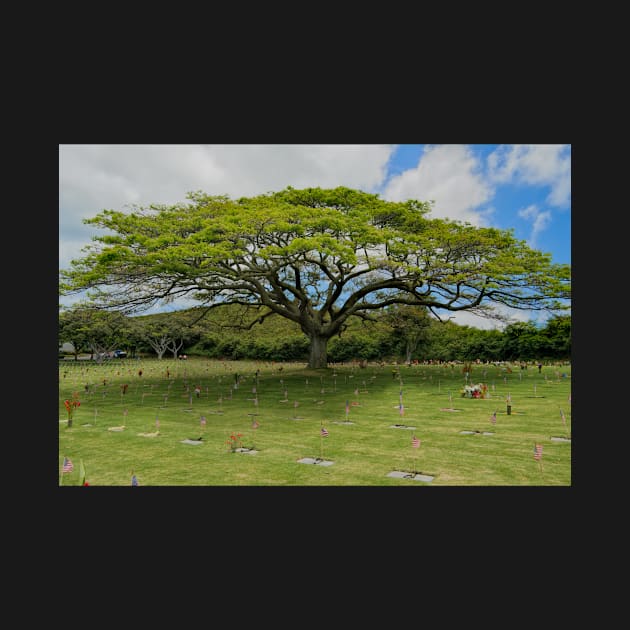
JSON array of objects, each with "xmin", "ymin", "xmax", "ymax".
[{"xmin": 59, "ymin": 186, "xmax": 571, "ymax": 368}]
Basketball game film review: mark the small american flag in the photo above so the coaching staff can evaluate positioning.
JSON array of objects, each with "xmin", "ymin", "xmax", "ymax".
[
  {"xmin": 399, "ymin": 403, "xmax": 404, "ymax": 417},
  {"xmin": 533, "ymin": 444, "xmax": 543, "ymax": 461},
  {"xmin": 62, "ymin": 457, "xmax": 73, "ymax": 473},
  {"xmin": 155, "ymin": 416, "xmax": 160, "ymax": 428},
  {"xmin": 321, "ymin": 427, "xmax": 329, "ymax": 437},
  {"xmin": 200, "ymin": 415, "xmax": 207, "ymax": 426},
  {"xmin": 490, "ymin": 411, "xmax": 497, "ymax": 425},
  {"xmin": 252, "ymin": 419, "xmax": 260, "ymax": 429},
  {"xmin": 345, "ymin": 400, "xmax": 350, "ymax": 415},
  {"xmin": 131, "ymin": 474, "xmax": 139, "ymax": 486},
  {"xmin": 412, "ymin": 436, "xmax": 421, "ymax": 448},
  {"xmin": 560, "ymin": 409, "xmax": 567, "ymax": 426}
]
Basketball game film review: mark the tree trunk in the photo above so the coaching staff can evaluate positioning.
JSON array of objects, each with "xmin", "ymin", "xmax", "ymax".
[
  {"xmin": 308, "ymin": 334, "xmax": 329, "ymax": 369},
  {"xmin": 405, "ymin": 338, "xmax": 419, "ymax": 364},
  {"xmin": 405, "ymin": 342, "xmax": 413, "ymax": 365}
]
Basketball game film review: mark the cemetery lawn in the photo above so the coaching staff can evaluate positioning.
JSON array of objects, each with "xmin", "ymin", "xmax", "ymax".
[{"xmin": 58, "ymin": 358, "xmax": 571, "ymax": 486}]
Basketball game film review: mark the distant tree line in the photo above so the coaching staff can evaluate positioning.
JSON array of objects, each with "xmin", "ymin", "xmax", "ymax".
[{"xmin": 59, "ymin": 304, "xmax": 570, "ymax": 364}]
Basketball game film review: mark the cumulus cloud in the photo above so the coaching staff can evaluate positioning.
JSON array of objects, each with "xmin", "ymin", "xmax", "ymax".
[
  {"xmin": 59, "ymin": 144, "xmax": 395, "ymax": 268},
  {"xmin": 487, "ymin": 144, "xmax": 571, "ymax": 207},
  {"xmin": 382, "ymin": 144, "xmax": 494, "ymax": 225}
]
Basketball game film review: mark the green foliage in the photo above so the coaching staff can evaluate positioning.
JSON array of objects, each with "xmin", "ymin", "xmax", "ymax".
[
  {"xmin": 328, "ymin": 334, "xmax": 382, "ymax": 362},
  {"xmin": 538, "ymin": 315, "xmax": 571, "ymax": 359},
  {"xmin": 60, "ymin": 186, "xmax": 571, "ymax": 368},
  {"xmin": 58, "ymin": 308, "xmax": 130, "ymax": 358},
  {"xmin": 61, "ymin": 301, "xmax": 571, "ymax": 364}
]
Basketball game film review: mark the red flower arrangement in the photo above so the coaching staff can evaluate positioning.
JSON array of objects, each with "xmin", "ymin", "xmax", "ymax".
[
  {"xmin": 64, "ymin": 392, "xmax": 81, "ymax": 420},
  {"xmin": 226, "ymin": 432, "xmax": 244, "ymax": 452}
]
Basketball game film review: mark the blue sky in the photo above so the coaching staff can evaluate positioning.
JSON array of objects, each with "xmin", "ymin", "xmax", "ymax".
[
  {"xmin": 59, "ymin": 144, "xmax": 571, "ymax": 328},
  {"xmin": 382, "ymin": 144, "xmax": 570, "ymax": 265}
]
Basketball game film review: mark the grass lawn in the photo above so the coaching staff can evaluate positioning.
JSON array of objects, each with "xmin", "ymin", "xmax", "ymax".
[{"xmin": 58, "ymin": 358, "xmax": 571, "ymax": 486}]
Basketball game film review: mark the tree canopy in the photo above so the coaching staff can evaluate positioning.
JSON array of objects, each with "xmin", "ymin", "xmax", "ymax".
[{"xmin": 60, "ymin": 186, "xmax": 571, "ymax": 368}]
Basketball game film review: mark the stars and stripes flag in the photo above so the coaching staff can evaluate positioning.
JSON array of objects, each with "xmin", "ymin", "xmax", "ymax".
[
  {"xmin": 412, "ymin": 436, "xmax": 421, "ymax": 448},
  {"xmin": 252, "ymin": 419, "xmax": 260, "ymax": 429},
  {"xmin": 399, "ymin": 403, "xmax": 404, "ymax": 417},
  {"xmin": 490, "ymin": 411, "xmax": 497, "ymax": 425},
  {"xmin": 345, "ymin": 400, "xmax": 350, "ymax": 416},
  {"xmin": 321, "ymin": 426, "xmax": 329, "ymax": 437},
  {"xmin": 533, "ymin": 444, "xmax": 543, "ymax": 461},
  {"xmin": 131, "ymin": 474, "xmax": 139, "ymax": 486},
  {"xmin": 62, "ymin": 457, "xmax": 73, "ymax": 473},
  {"xmin": 200, "ymin": 415, "xmax": 207, "ymax": 427},
  {"xmin": 155, "ymin": 416, "xmax": 160, "ymax": 428}
]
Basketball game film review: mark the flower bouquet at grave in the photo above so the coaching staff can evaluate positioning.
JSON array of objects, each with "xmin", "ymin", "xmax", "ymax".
[
  {"xmin": 64, "ymin": 392, "xmax": 81, "ymax": 426},
  {"xmin": 225, "ymin": 432, "xmax": 244, "ymax": 453},
  {"xmin": 460, "ymin": 383, "xmax": 488, "ymax": 399}
]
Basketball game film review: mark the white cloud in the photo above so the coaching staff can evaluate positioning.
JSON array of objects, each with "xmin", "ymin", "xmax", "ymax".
[
  {"xmin": 517, "ymin": 204, "xmax": 552, "ymax": 248},
  {"xmin": 487, "ymin": 144, "xmax": 571, "ymax": 207},
  {"xmin": 59, "ymin": 144, "xmax": 395, "ymax": 268},
  {"xmin": 382, "ymin": 145, "xmax": 494, "ymax": 225},
  {"xmin": 448, "ymin": 304, "xmax": 539, "ymax": 330}
]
